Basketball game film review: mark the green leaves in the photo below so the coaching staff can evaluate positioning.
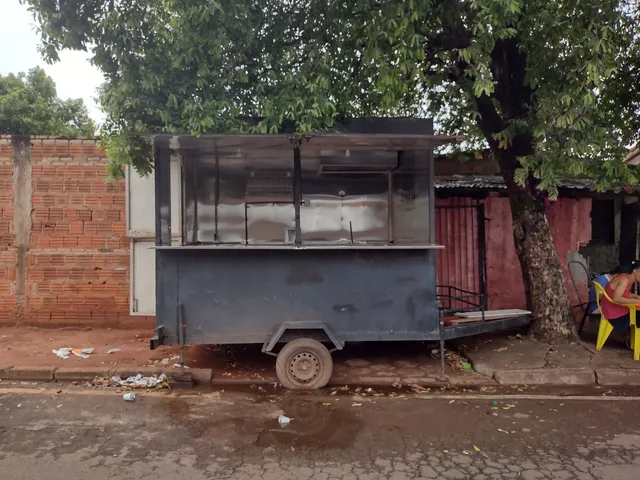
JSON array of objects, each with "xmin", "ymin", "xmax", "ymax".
[
  {"xmin": 21, "ymin": 0, "xmax": 640, "ymax": 187},
  {"xmin": 0, "ymin": 67, "xmax": 95, "ymax": 136}
]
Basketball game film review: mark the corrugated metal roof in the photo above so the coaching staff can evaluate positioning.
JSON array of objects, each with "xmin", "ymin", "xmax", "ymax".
[
  {"xmin": 434, "ymin": 175, "xmax": 637, "ymax": 193},
  {"xmin": 435, "ymin": 175, "xmax": 507, "ymax": 190}
]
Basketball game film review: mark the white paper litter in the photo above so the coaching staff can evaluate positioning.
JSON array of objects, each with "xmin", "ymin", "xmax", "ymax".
[
  {"xmin": 110, "ymin": 373, "xmax": 169, "ymax": 389},
  {"xmin": 52, "ymin": 347, "xmax": 94, "ymax": 360}
]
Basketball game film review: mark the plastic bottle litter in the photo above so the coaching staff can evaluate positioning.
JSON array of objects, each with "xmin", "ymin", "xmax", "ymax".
[
  {"xmin": 123, "ymin": 392, "xmax": 136, "ymax": 402},
  {"xmin": 277, "ymin": 415, "xmax": 291, "ymax": 428}
]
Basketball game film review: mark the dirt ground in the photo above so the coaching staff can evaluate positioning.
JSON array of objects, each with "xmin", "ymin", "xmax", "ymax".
[{"xmin": 0, "ymin": 326, "xmax": 468, "ymax": 383}]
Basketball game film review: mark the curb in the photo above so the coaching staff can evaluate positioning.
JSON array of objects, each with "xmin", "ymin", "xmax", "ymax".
[
  {"xmin": 55, "ymin": 367, "xmax": 111, "ymax": 381},
  {"xmin": 0, "ymin": 365, "xmax": 497, "ymax": 389},
  {"xmin": 0, "ymin": 366, "xmax": 208, "ymax": 384},
  {"xmin": 8, "ymin": 364, "xmax": 640, "ymax": 388},
  {"xmin": 5, "ymin": 366, "xmax": 56, "ymax": 381},
  {"xmin": 493, "ymin": 368, "xmax": 595, "ymax": 386},
  {"xmin": 595, "ymin": 368, "xmax": 640, "ymax": 386}
]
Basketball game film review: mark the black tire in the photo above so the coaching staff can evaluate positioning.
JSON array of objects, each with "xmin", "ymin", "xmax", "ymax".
[{"xmin": 275, "ymin": 338, "xmax": 333, "ymax": 389}]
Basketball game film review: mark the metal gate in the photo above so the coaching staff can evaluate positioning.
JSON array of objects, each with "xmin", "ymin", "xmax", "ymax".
[{"xmin": 435, "ymin": 197, "xmax": 487, "ymax": 311}]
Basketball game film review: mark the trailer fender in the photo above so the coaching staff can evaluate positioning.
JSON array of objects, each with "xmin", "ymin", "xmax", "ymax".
[{"xmin": 262, "ymin": 321, "xmax": 344, "ymax": 354}]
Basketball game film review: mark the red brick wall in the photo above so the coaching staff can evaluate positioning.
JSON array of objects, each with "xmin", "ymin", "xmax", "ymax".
[
  {"xmin": 0, "ymin": 139, "xmax": 15, "ymax": 322},
  {"xmin": 0, "ymin": 135, "xmax": 152, "ymax": 329}
]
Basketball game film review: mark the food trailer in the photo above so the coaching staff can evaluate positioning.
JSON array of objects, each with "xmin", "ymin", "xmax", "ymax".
[{"xmin": 145, "ymin": 119, "xmax": 531, "ymax": 388}]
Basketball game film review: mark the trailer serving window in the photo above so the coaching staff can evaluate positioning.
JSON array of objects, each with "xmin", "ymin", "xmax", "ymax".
[{"xmin": 150, "ymin": 133, "xmax": 444, "ymax": 249}]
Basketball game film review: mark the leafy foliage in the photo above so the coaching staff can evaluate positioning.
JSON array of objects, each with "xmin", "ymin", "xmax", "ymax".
[
  {"xmin": 22, "ymin": 0, "xmax": 640, "ymax": 187},
  {"xmin": 0, "ymin": 67, "xmax": 95, "ymax": 136}
]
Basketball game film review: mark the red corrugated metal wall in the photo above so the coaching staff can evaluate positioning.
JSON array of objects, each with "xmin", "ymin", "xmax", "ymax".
[
  {"xmin": 435, "ymin": 198, "xmax": 484, "ymax": 310},
  {"xmin": 436, "ymin": 194, "xmax": 592, "ymax": 317}
]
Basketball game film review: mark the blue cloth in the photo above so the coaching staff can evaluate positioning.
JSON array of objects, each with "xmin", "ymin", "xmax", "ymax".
[{"xmin": 589, "ymin": 274, "xmax": 611, "ymax": 314}]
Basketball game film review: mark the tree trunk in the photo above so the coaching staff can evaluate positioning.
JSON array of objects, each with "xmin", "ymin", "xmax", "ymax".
[{"xmin": 499, "ymin": 153, "xmax": 578, "ymax": 343}]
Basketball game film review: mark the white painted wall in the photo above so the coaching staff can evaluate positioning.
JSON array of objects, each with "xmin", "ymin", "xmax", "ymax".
[
  {"xmin": 126, "ymin": 155, "xmax": 182, "ymax": 316},
  {"xmin": 125, "ymin": 157, "xmax": 182, "ymax": 238}
]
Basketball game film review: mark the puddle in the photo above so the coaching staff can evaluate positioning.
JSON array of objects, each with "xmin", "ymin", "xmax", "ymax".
[
  {"xmin": 165, "ymin": 396, "xmax": 253, "ymax": 439},
  {"xmin": 256, "ymin": 391, "xmax": 363, "ymax": 448},
  {"xmin": 164, "ymin": 389, "xmax": 363, "ymax": 448}
]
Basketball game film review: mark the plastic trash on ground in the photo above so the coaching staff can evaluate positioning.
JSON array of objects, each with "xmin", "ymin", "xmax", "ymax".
[
  {"xmin": 106, "ymin": 348, "xmax": 121, "ymax": 354},
  {"xmin": 53, "ymin": 347, "xmax": 94, "ymax": 359},
  {"xmin": 123, "ymin": 392, "xmax": 136, "ymax": 401},
  {"xmin": 53, "ymin": 347, "xmax": 72, "ymax": 360},
  {"xmin": 72, "ymin": 348, "xmax": 94, "ymax": 359},
  {"xmin": 277, "ymin": 415, "xmax": 291, "ymax": 428},
  {"xmin": 108, "ymin": 373, "xmax": 170, "ymax": 389}
]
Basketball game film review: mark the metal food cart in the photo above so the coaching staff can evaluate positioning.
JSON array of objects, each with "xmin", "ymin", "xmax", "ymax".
[{"xmin": 145, "ymin": 119, "xmax": 531, "ymax": 388}]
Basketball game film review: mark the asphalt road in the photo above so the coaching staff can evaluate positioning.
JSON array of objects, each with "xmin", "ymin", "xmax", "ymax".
[{"xmin": 1, "ymin": 384, "xmax": 640, "ymax": 479}]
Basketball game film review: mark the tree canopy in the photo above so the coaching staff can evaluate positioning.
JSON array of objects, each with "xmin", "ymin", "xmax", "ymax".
[
  {"xmin": 0, "ymin": 66, "xmax": 95, "ymax": 137},
  {"xmin": 22, "ymin": 0, "xmax": 640, "ymax": 185},
  {"xmin": 22, "ymin": 0, "xmax": 640, "ymax": 341}
]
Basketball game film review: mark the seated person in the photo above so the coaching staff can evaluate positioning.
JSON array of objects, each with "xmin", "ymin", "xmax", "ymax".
[{"xmin": 601, "ymin": 261, "xmax": 640, "ymax": 349}]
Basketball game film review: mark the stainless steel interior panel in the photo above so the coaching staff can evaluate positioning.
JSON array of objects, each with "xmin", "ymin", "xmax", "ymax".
[
  {"xmin": 181, "ymin": 139, "xmax": 433, "ymax": 246},
  {"xmin": 247, "ymin": 203, "xmax": 296, "ymax": 244},
  {"xmin": 300, "ymin": 174, "xmax": 389, "ymax": 243}
]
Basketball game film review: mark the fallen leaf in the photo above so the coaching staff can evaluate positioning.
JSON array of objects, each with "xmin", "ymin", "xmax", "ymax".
[
  {"xmin": 443, "ymin": 450, "xmax": 449, "ymax": 454},
  {"xmin": 322, "ymin": 402, "xmax": 332, "ymax": 406},
  {"xmin": 473, "ymin": 445, "xmax": 481, "ymax": 452}
]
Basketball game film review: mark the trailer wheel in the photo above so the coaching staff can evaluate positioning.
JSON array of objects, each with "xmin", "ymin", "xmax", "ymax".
[{"xmin": 276, "ymin": 338, "xmax": 333, "ymax": 389}]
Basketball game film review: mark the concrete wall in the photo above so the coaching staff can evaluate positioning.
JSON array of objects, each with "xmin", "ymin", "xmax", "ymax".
[{"xmin": 0, "ymin": 135, "xmax": 153, "ymax": 328}]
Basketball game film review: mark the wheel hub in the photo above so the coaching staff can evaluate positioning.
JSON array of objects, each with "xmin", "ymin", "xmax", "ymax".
[{"xmin": 289, "ymin": 352, "xmax": 320, "ymax": 383}]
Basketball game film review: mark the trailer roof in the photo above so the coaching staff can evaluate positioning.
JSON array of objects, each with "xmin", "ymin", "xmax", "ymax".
[{"xmin": 143, "ymin": 132, "xmax": 460, "ymax": 152}]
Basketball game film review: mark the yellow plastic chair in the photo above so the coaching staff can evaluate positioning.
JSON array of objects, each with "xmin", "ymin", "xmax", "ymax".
[{"xmin": 593, "ymin": 281, "xmax": 640, "ymax": 360}]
